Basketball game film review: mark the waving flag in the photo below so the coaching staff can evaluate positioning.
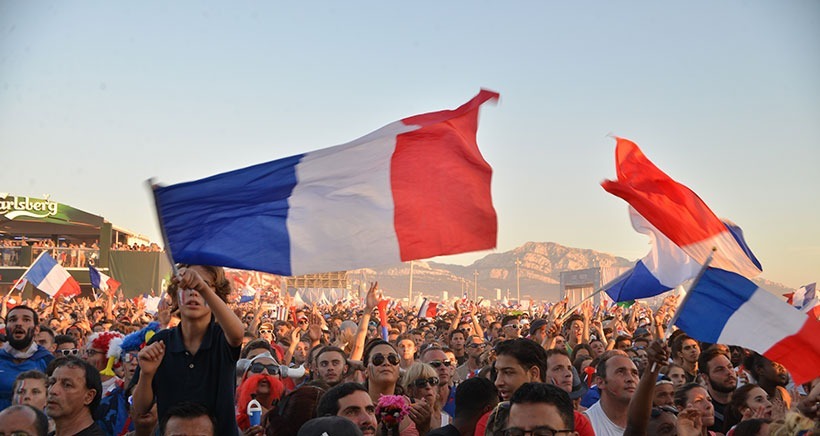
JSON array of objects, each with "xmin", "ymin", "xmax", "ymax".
[
  {"xmin": 89, "ymin": 265, "xmax": 121, "ymax": 293},
  {"xmin": 791, "ymin": 283, "xmax": 817, "ymax": 309},
  {"xmin": 25, "ymin": 253, "xmax": 81, "ymax": 298},
  {"xmin": 153, "ymin": 90, "xmax": 499, "ymax": 276},
  {"xmin": 602, "ymin": 138, "xmax": 762, "ymax": 278},
  {"xmin": 417, "ymin": 298, "xmax": 438, "ymax": 319},
  {"xmin": 605, "ymin": 207, "xmax": 701, "ymax": 301},
  {"xmin": 238, "ymin": 285, "xmax": 257, "ymax": 304},
  {"xmin": 675, "ymin": 268, "xmax": 820, "ymax": 384}
]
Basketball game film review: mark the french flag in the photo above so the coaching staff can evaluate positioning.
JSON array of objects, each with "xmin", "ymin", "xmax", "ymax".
[
  {"xmin": 791, "ymin": 283, "xmax": 817, "ymax": 309},
  {"xmin": 25, "ymin": 253, "xmax": 81, "ymax": 298},
  {"xmin": 417, "ymin": 298, "xmax": 438, "ymax": 319},
  {"xmin": 605, "ymin": 207, "xmax": 702, "ymax": 301},
  {"xmin": 89, "ymin": 265, "xmax": 121, "ymax": 293},
  {"xmin": 602, "ymin": 138, "xmax": 762, "ymax": 278},
  {"xmin": 676, "ymin": 268, "xmax": 820, "ymax": 384},
  {"xmin": 238, "ymin": 285, "xmax": 257, "ymax": 304},
  {"xmin": 153, "ymin": 90, "xmax": 499, "ymax": 276}
]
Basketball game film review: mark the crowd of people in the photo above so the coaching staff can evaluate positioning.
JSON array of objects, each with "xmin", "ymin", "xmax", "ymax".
[
  {"xmin": 0, "ymin": 238, "xmax": 162, "ymax": 268},
  {"xmin": 0, "ymin": 264, "xmax": 817, "ymax": 436}
]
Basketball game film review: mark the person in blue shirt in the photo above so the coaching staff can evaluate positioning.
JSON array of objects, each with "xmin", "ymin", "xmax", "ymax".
[{"xmin": 0, "ymin": 305, "xmax": 54, "ymax": 410}]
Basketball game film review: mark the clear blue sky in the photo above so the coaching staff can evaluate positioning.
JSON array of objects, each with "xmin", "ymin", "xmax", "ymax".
[{"xmin": 2, "ymin": 1, "xmax": 818, "ymax": 288}]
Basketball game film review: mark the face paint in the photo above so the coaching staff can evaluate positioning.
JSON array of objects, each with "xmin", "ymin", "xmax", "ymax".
[{"xmin": 15, "ymin": 380, "xmax": 25, "ymax": 404}]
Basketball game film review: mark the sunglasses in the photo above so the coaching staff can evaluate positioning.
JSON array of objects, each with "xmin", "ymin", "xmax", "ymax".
[
  {"xmin": 413, "ymin": 377, "xmax": 440, "ymax": 388},
  {"xmin": 505, "ymin": 324, "xmax": 520, "ymax": 329},
  {"xmin": 122, "ymin": 352, "xmax": 139, "ymax": 364},
  {"xmin": 258, "ymin": 329, "xmax": 272, "ymax": 334},
  {"xmin": 428, "ymin": 360, "xmax": 452, "ymax": 368},
  {"xmin": 503, "ymin": 426, "xmax": 573, "ymax": 436},
  {"xmin": 467, "ymin": 342, "xmax": 487, "ymax": 349},
  {"xmin": 370, "ymin": 353, "xmax": 400, "ymax": 366},
  {"xmin": 249, "ymin": 363, "xmax": 280, "ymax": 375},
  {"xmin": 59, "ymin": 349, "xmax": 80, "ymax": 356}
]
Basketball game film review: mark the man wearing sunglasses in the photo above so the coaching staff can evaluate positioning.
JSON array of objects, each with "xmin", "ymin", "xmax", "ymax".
[
  {"xmin": 421, "ymin": 347, "xmax": 456, "ymax": 422},
  {"xmin": 505, "ymin": 383, "xmax": 577, "ymax": 436},
  {"xmin": 257, "ymin": 321, "xmax": 275, "ymax": 345},
  {"xmin": 54, "ymin": 335, "xmax": 79, "ymax": 357},
  {"xmin": 501, "ymin": 315, "xmax": 522, "ymax": 340},
  {"xmin": 455, "ymin": 335, "xmax": 486, "ymax": 383}
]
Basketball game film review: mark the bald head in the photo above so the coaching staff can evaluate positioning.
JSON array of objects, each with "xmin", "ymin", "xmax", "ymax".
[{"xmin": 0, "ymin": 404, "xmax": 49, "ymax": 436}]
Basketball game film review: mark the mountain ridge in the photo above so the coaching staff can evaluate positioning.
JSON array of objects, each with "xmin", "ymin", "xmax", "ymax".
[{"xmin": 348, "ymin": 241, "xmax": 793, "ymax": 302}]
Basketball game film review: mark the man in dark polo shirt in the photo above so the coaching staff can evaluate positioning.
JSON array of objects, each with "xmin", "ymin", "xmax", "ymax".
[{"xmin": 133, "ymin": 265, "xmax": 245, "ymax": 436}]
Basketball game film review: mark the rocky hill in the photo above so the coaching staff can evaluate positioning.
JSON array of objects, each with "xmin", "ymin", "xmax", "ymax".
[{"xmin": 347, "ymin": 241, "xmax": 793, "ymax": 302}]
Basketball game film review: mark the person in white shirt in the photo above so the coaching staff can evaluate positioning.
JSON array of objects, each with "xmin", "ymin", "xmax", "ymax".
[{"xmin": 583, "ymin": 350, "xmax": 638, "ymax": 436}]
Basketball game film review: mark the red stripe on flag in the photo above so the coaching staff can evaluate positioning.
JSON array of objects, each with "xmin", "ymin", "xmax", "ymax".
[
  {"xmin": 391, "ymin": 91, "xmax": 498, "ymax": 261},
  {"xmin": 55, "ymin": 277, "xmax": 82, "ymax": 299},
  {"xmin": 601, "ymin": 137, "xmax": 727, "ymax": 246},
  {"xmin": 763, "ymin": 317, "xmax": 820, "ymax": 385}
]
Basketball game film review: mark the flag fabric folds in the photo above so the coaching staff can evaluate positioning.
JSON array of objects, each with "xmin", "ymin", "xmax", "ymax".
[
  {"xmin": 25, "ymin": 253, "xmax": 81, "ymax": 298},
  {"xmin": 89, "ymin": 265, "xmax": 121, "ymax": 293},
  {"xmin": 675, "ymin": 268, "xmax": 820, "ymax": 384},
  {"xmin": 792, "ymin": 283, "xmax": 817, "ymax": 309},
  {"xmin": 605, "ymin": 207, "xmax": 701, "ymax": 301},
  {"xmin": 601, "ymin": 137, "xmax": 762, "ymax": 278},
  {"xmin": 153, "ymin": 90, "xmax": 499, "ymax": 276},
  {"xmin": 238, "ymin": 285, "xmax": 257, "ymax": 304},
  {"xmin": 417, "ymin": 298, "xmax": 438, "ymax": 319}
]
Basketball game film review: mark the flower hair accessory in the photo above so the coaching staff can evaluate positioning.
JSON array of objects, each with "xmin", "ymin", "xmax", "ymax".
[{"xmin": 375, "ymin": 395, "xmax": 409, "ymax": 427}]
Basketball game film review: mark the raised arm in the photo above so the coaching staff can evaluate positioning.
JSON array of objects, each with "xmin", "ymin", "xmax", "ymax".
[
  {"xmin": 624, "ymin": 340, "xmax": 668, "ymax": 436},
  {"xmin": 349, "ymin": 282, "xmax": 378, "ymax": 361}
]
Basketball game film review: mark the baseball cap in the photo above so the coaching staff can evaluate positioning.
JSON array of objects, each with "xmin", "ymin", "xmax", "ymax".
[
  {"xmin": 297, "ymin": 416, "xmax": 363, "ymax": 436},
  {"xmin": 529, "ymin": 318, "xmax": 548, "ymax": 336}
]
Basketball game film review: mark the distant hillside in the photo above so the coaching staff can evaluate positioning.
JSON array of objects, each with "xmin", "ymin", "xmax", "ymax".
[
  {"xmin": 348, "ymin": 241, "xmax": 793, "ymax": 303},
  {"xmin": 349, "ymin": 242, "xmax": 632, "ymax": 302}
]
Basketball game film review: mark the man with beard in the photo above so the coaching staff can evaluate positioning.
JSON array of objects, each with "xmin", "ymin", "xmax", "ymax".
[
  {"xmin": 698, "ymin": 347, "xmax": 737, "ymax": 432},
  {"xmin": 317, "ymin": 382, "xmax": 377, "ymax": 436},
  {"xmin": 315, "ymin": 346, "xmax": 349, "ymax": 387},
  {"xmin": 0, "ymin": 305, "xmax": 54, "ymax": 409}
]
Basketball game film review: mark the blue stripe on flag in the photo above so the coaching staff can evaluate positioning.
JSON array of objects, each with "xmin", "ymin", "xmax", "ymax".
[
  {"xmin": 605, "ymin": 262, "xmax": 669, "ymax": 302},
  {"xmin": 26, "ymin": 255, "xmax": 57, "ymax": 286},
  {"xmin": 89, "ymin": 266, "xmax": 101, "ymax": 289},
  {"xmin": 675, "ymin": 268, "xmax": 758, "ymax": 343},
  {"xmin": 155, "ymin": 154, "xmax": 304, "ymax": 275},
  {"xmin": 724, "ymin": 222, "xmax": 763, "ymax": 271}
]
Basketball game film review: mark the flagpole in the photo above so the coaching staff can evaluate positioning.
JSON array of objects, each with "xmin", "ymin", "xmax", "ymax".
[
  {"xmin": 8, "ymin": 250, "xmax": 49, "ymax": 297},
  {"xmin": 146, "ymin": 179, "xmax": 180, "ymax": 278},
  {"xmin": 557, "ymin": 267, "xmax": 636, "ymax": 324},
  {"xmin": 649, "ymin": 247, "xmax": 717, "ymax": 372}
]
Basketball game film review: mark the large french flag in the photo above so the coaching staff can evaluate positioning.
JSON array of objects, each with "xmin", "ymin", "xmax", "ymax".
[
  {"xmin": 676, "ymin": 268, "xmax": 820, "ymax": 384},
  {"xmin": 89, "ymin": 265, "xmax": 121, "ymax": 293},
  {"xmin": 25, "ymin": 253, "xmax": 82, "ymax": 298},
  {"xmin": 601, "ymin": 138, "xmax": 762, "ymax": 278},
  {"xmin": 154, "ymin": 90, "xmax": 499, "ymax": 276}
]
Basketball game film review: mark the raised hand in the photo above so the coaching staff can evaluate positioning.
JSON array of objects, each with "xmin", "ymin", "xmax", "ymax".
[
  {"xmin": 365, "ymin": 282, "xmax": 379, "ymax": 312},
  {"xmin": 138, "ymin": 340, "xmax": 166, "ymax": 376}
]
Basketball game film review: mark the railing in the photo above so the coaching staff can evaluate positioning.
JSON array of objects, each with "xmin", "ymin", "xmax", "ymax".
[
  {"xmin": 30, "ymin": 247, "xmax": 101, "ymax": 268},
  {"xmin": 0, "ymin": 246, "xmax": 23, "ymax": 267}
]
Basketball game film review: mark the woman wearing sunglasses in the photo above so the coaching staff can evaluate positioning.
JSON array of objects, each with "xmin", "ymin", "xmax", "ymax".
[
  {"xmin": 400, "ymin": 363, "xmax": 446, "ymax": 431},
  {"xmin": 363, "ymin": 339, "xmax": 431, "ymax": 435}
]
